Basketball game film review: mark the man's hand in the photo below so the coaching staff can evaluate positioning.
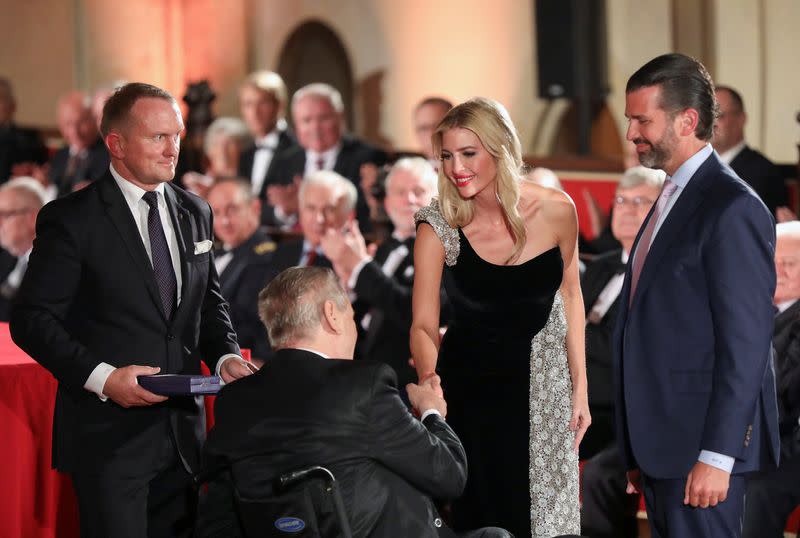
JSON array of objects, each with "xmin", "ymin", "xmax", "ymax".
[
  {"xmin": 103, "ymin": 365, "xmax": 168, "ymax": 408},
  {"xmin": 320, "ymin": 221, "xmax": 370, "ymax": 280},
  {"xmin": 219, "ymin": 357, "xmax": 258, "ymax": 384},
  {"xmin": 418, "ymin": 373, "xmax": 444, "ymax": 399},
  {"xmin": 407, "ymin": 376, "xmax": 447, "ymax": 418},
  {"xmin": 626, "ymin": 468, "xmax": 642, "ymax": 495},
  {"xmin": 684, "ymin": 461, "xmax": 730, "ymax": 508}
]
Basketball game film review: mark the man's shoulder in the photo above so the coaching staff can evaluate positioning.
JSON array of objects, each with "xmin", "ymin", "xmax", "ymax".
[{"xmin": 167, "ymin": 182, "xmax": 211, "ymax": 216}]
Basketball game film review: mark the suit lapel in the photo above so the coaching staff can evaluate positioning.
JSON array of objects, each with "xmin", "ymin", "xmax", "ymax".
[
  {"xmin": 98, "ymin": 173, "xmax": 166, "ymax": 320},
  {"xmin": 629, "ymin": 154, "xmax": 717, "ymax": 311},
  {"xmin": 164, "ymin": 184, "xmax": 194, "ymax": 321}
]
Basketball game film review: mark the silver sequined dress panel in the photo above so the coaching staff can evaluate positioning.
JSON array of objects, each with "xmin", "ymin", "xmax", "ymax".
[{"xmin": 414, "ymin": 199, "xmax": 579, "ymax": 538}]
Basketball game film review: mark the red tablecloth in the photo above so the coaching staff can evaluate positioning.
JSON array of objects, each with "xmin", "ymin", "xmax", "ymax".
[{"xmin": 0, "ymin": 323, "xmax": 80, "ymax": 538}]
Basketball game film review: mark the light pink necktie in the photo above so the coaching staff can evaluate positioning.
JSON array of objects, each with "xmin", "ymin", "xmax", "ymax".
[{"xmin": 629, "ymin": 179, "xmax": 678, "ymax": 305}]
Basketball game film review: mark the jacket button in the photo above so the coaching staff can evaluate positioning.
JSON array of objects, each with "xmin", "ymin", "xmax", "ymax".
[{"xmin": 434, "ymin": 518, "xmax": 442, "ymax": 528}]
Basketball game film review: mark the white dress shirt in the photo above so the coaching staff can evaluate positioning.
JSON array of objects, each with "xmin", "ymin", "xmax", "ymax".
[
  {"xmin": 587, "ymin": 251, "xmax": 628, "ymax": 322},
  {"xmin": 718, "ymin": 140, "xmax": 746, "ymax": 166},
  {"xmin": 304, "ymin": 144, "xmax": 341, "ymax": 176},
  {"xmin": 250, "ymin": 130, "xmax": 281, "ymax": 196}
]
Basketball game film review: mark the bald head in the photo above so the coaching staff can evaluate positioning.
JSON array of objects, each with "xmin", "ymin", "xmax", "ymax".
[
  {"xmin": 775, "ymin": 221, "xmax": 800, "ymax": 304},
  {"xmin": 57, "ymin": 91, "xmax": 98, "ymax": 150}
]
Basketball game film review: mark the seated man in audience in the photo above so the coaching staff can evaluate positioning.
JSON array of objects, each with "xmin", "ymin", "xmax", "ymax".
[
  {"xmin": 712, "ymin": 85, "xmax": 787, "ymax": 216},
  {"xmin": 235, "ymin": 70, "xmax": 298, "ymax": 227},
  {"xmin": 266, "ymin": 83, "xmax": 387, "ymax": 231},
  {"xmin": 742, "ymin": 221, "xmax": 800, "ymax": 538},
  {"xmin": 199, "ymin": 266, "xmax": 510, "ymax": 538},
  {"xmin": 0, "ymin": 177, "xmax": 47, "ymax": 320},
  {"xmin": 0, "ymin": 77, "xmax": 48, "ymax": 183},
  {"xmin": 580, "ymin": 166, "xmax": 665, "ymax": 538},
  {"xmin": 320, "ymin": 157, "xmax": 439, "ymax": 389},
  {"xmin": 49, "ymin": 90, "xmax": 109, "ymax": 196},
  {"xmin": 207, "ymin": 178, "xmax": 275, "ymax": 363},
  {"xmin": 413, "ymin": 96, "xmax": 452, "ymax": 168}
]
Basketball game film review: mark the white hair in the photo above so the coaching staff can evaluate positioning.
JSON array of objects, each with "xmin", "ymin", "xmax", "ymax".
[
  {"xmin": 203, "ymin": 116, "xmax": 252, "ymax": 155},
  {"xmin": 777, "ymin": 220, "xmax": 800, "ymax": 239},
  {"xmin": 299, "ymin": 170, "xmax": 357, "ymax": 212},
  {"xmin": 292, "ymin": 83, "xmax": 344, "ymax": 114},
  {"xmin": 618, "ymin": 165, "xmax": 666, "ymax": 191},
  {"xmin": 386, "ymin": 157, "xmax": 437, "ymax": 193},
  {"xmin": 0, "ymin": 176, "xmax": 48, "ymax": 208}
]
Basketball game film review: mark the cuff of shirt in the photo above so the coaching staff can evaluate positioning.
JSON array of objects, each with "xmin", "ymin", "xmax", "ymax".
[
  {"xmin": 698, "ymin": 450, "xmax": 735, "ymax": 473},
  {"xmin": 84, "ymin": 362, "xmax": 116, "ymax": 401},
  {"xmin": 347, "ymin": 257, "xmax": 373, "ymax": 289},
  {"xmin": 420, "ymin": 409, "xmax": 442, "ymax": 422},
  {"xmin": 216, "ymin": 353, "xmax": 246, "ymax": 385}
]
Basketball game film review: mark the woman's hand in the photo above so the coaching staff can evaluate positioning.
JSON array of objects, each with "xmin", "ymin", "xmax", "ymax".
[{"xmin": 570, "ymin": 388, "xmax": 591, "ymax": 454}]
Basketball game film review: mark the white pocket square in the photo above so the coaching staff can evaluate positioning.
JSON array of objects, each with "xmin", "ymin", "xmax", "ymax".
[{"xmin": 194, "ymin": 240, "xmax": 213, "ymax": 255}]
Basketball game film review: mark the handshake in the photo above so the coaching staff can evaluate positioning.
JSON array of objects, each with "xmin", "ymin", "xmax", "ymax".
[{"xmin": 406, "ymin": 374, "xmax": 447, "ymax": 418}]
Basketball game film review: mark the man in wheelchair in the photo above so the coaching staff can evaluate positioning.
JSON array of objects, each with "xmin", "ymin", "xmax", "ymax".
[{"xmin": 198, "ymin": 266, "xmax": 510, "ymax": 537}]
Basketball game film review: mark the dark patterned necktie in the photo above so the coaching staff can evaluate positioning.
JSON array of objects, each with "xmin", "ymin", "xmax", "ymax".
[{"xmin": 143, "ymin": 191, "xmax": 177, "ymax": 319}]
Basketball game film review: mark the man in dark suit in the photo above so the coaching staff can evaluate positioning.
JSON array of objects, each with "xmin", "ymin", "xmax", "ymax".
[
  {"xmin": 265, "ymin": 83, "xmax": 387, "ymax": 231},
  {"xmin": 235, "ymin": 70, "xmax": 299, "ymax": 227},
  {"xmin": 10, "ymin": 83, "xmax": 255, "ymax": 538},
  {"xmin": 712, "ymin": 85, "xmax": 787, "ymax": 216},
  {"xmin": 743, "ymin": 220, "xmax": 800, "ymax": 538},
  {"xmin": 0, "ymin": 177, "xmax": 47, "ymax": 321},
  {"xmin": 580, "ymin": 166, "xmax": 664, "ymax": 538},
  {"xmin": 49, "ymin": 91, "xmax": 110, "ymax": 196},
  {"xmin": 320, "ymin": 157, "xmax": 438, "ymax": 389},
  {"xmin": 0, "ymin": 77, "xmax": 49, "ymax": 183},
  {"xmin": 207, "ymin": 178, "xmax": 275, "ymax": 363},
  {"xmin": 200, "ymin": 266, "xmax": 509, "ymax": 538},
  {"xmin": 614, "ymin": 54, "xmax": 779, "ymax": 538}
]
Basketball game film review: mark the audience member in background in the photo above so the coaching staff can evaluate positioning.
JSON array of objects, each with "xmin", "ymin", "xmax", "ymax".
[
  {"xmin": 236, "ymin": 71, "xmax": 298, "ymax": 226},
  {"xmin": 199, "ymin": 266, "xmax": 511, "ymax": 538},
  {"xmin": 580, "ymin": 166, "xmax": 665, "ymax": 538},
  {"xmin": 207, "ymin": 178, "xmax": 275, "ymax": 364},
  {"xmin": 414, "ymin": 96, "xmax": 453, "ymax": 167},
  {"xmin": 49, "ymin": 90, "xmax": 109, "ymax": 196},
  {"xmin": 742, "ymin": 221, "xmax": 800, "ymax": 538},
  {"xmin": 321, "ymin": 157, "xmax": 439, "ymax": 389},
  {"xmin": 183, "ymin": 117, "xmax": 252, "ymax": 199},
  {"xmin": 0, "ymin": 177, "xmax": 47, "ymax": 320},
  {"xmin": 91, "ymin": 82, "xmax": 126, "ymax": 132},
  {"xmin": 525, "ymin": 166, "xmax": 562, "ymax": 190},
  {"xmin": 713, "ymin": 85, "xmax": 787, "ymax": 216},
  {"xmin": 266, "ymin": 83, "xmax": 387, "ymax": 232},
  {"xmin": 263, "ymin": 170, "xmax": 357, "ymax": 281},
  {"xmin": 0, "ymin": 77, "xmax": 48, "ymax": 184}
]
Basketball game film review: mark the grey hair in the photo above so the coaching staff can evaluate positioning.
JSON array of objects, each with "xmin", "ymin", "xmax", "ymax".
[
  {"xmin": 258, "ymin": 267, "xmax": 349, "ymax": 349},
  {"xmin": 203, "ymin": 116, "xmax": 253, "ymax": 155},
  {"xmin": 386, "ymin": 157, "xmax": 438, "ymax": 193},
  {"xmin": 618, "ymin": 165, "xmax": 666, "ymax": 191},
  {"xmin": 0, "ymin": 176, "xmax": 48, "ymax": 208},
  {"xmin": 241, "ymin": 70, "xmax": 288, "ymax": 109},
  {"xmin": 292, "ymin": 82, "xmax": 344, "ymax": 114},
  {"xmin": 777, "ymin": 220, "xmax": 800, "ymax": 239},
  {"xmin": 299, "ymin": 170, "xmax": 357, "ymax": 212}
]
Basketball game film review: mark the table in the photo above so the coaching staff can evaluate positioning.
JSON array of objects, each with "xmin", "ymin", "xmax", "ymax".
[{"xmin": 0, "ymin": 322, "xmax": 80, "ymax": 538}]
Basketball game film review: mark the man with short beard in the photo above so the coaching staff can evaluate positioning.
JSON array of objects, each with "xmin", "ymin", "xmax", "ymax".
[{"xmin": 614, "ymin": 53, "xmax": 778, "ymax": 538}]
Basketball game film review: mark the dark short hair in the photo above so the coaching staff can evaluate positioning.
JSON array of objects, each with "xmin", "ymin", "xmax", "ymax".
[
  {"xmin": 715, "ymin": 85, "xmax": 745, "ymax": 114},
  {"xmin": 100, "ymin": 82, "xmax": 177, "ymax": 137},
  {"xmin": 626, "ymin": 53, "xmax": 718, "ymax": 141},
  {"xmin": 415, "ymin": 96, "xmax": 453, "ymax": 113}
]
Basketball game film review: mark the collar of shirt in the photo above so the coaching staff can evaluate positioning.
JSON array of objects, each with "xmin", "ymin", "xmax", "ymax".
[
  {"xmin": 306, "ymin": 143, "xmax": 342, "ymax": 169},
  {"xmin": 255, "ymin": 130, "xmax": 280, "ymax": 150},
  {"xmin": 777, "ymin": 299, "xmax": 798, "ymax": 314},
  {"xmin": 110, "ymin": 163, "xmax": 167, "ymax": 212},
  {"xmin": 668, "ymin": 143, "xmax": 713, "ymax": 190},
  {"xmin": 620, "ymin": 250, "xmax": 629, "ymax": 264},
  {"xmin": 302, "ymin": 240, "xmax": 322, "ymax": 256},
  {"xmin": 718, "ymin": 140, "xmax": 747, "ymax": 165},
  {"xmin": 294, "ymin": 347, "xmax": 330, "ymax": 359}
]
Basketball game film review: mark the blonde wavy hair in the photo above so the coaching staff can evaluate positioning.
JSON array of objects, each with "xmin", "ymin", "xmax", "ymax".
[{"xmin": 432, "ymin": 97, "xmax": 526, "ymax": 263}]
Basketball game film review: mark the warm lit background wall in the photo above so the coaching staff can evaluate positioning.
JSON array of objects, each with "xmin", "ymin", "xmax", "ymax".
[{"xmin": 1, "ymin": 0, "xmax": 798, "ymax": 162}]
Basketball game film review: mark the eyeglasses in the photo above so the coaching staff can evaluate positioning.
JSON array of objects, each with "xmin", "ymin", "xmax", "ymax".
[
  {"xmin": 613, "ymin": 196, "xmax": 655, "ymax": 208},
  {"xmin": 0, "ymin": 208, "xmax": 33, "ymax": 219}
]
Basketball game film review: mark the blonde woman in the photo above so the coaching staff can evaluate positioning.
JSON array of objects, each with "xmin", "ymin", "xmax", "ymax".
[{"xmin": 411, "ymin": 97, "xmax": 589, "ymax": 538}]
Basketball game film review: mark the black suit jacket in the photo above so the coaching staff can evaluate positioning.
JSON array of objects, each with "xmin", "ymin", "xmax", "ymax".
[
  {"xmin": 773, "ymin": 301, "xmax": 800, "ymax": 457},
  {"xmin": 0, "ymin": 123, "xmax": 49, "ymax": 182},
  {"xmin": 48, "ymin": 137, "xmax": 110, "ymax": 197},
  {"xmin": 265, "ymin": 135, "xmax": 387, "ymax": 229},
  {"xmin": 354, "ymin": 238, "xmax": 416, "ymax": 386},
  {"xmin": 218, "ymin": 228, "xmax": 275, "ymax": 362},
  {"xmin": 729, "ymin": 145, "xmax": 787, "ymax": 215},
  {"xmin": 0, "ymin": 248, "xmax": 18, "ymax": 321},
  {"xmin": 10, "ymin": 171, "xmax": 240, "ymax": 474},
  {"xmin": 200, "ymin": 349, "xmax": 467, "ymax": 538}
]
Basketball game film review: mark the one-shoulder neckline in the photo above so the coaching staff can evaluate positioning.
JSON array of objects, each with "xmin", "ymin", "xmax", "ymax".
[{"xmin": 457, "ymin": 228, "xmax": 561, "ymax": 268}]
